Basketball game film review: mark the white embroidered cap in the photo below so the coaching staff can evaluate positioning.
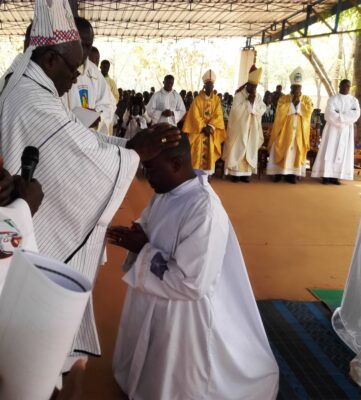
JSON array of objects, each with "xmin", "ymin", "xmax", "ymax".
[
  {"xmin": 0, "ymin": 0, "xmax": 80, "ymax": 108},
  {"xmin": 30, "ymin": 0, "xmax": 79, "ymax": 47}
]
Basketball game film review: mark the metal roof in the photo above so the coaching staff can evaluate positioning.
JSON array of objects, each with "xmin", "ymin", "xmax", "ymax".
[{"xmin": 0, "ymin": 0, "xmax": 355, "ymax": 41}]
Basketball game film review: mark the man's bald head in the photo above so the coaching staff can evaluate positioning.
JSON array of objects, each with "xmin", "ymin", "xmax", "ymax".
[{"xmin": 143, "ymin": 133, "xmax": 195, "ymax": 194}]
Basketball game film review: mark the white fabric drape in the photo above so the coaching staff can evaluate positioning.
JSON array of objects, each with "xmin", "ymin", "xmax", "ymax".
[
  {"xmin": 113, "ymin": 173, "xmax": 279, "ymax": 400},
  {"xmin": 332, "ymin": 221, "xmax": 361, "ymax": 386},
  {"xmin": 312, "ymin": 93, "xmax": 360, "ymax": 180},
  {"xmin": 223, "ymin": 88, "xmax": 266, "ymax": 176}
]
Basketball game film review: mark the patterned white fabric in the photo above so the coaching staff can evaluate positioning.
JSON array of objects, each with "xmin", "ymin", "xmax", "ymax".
[{"xmin": 0, "ymin": 60, "xmax": 139, "ymax": 355}]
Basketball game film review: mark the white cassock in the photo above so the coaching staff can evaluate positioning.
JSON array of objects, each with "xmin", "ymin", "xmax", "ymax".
[
  {"xmin": 0, "ymin": 60, "xmax": 139, "ymax": 357},
  {"xmin": 146, "ymin": 88, "xmax": 186, "ymax": 126},
  {"xmin": 113, "ymin": 173, "xmax": 279, "ymax": 400},
  {"xmin": 311, "ymin": 93, "xmax": 360, "ymax": 180},
  {"xmin": 266, "ymin": 102, "xmax": 307, "ymax": 176},
  {"xmin": 0, "ymin": 199, "xmax": 37, "ymax": 294},
  {"xmin": 332, "ymin": 222, "xmax": 361, "ymax": 386},
  {"xmin": 223, "ymin": 89, "xmax": 266, "ymax": 176},
  {"xmin": 62, "ymin": 58, "xmax": 117, "ymax": 135}
]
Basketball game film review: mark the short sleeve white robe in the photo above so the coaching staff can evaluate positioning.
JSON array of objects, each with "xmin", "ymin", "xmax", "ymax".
[
  {"xmin": 311, "ymin": 93, "xmax": 360, "ymax": 180},
  {"xmin": 146, "ymin": 89, "xmax": 186, "ymax": 126},
  {"xmin": 62, "ymin": 58, "xmax": 117, "ymax": 135},
  {"xmin": 113, "ymin": 173, "xmax": 279, "ymax": 400},
  {"xmin": 223, "ymin": 89, "xmax": 266, "ymax": 176}
]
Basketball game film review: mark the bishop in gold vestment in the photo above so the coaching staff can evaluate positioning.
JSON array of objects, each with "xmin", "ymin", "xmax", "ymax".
[
  {"xmin": 182, "ymin": 70, "xmax": 226, "ymax": 174},
  {"xmin": 266, "ymin": 67, "xmax": 313, "ymax": 183}
]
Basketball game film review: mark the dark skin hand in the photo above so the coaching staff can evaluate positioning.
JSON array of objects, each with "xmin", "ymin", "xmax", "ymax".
[
  {"xmin": 0, "ymin": 157, "xmax": 43, "ymax": 214},
  {"xmin": 292, "ymin": 94, "xmax": 300, "ymax": 107},
  {"xmin": 161, "ymin": 110, "xmax": 174, "ymax": 117},
  {"xmin": 291, "ymin": 85, "xmax": 302, "ymax": 107},
  {"xmin": 201, "ymin": 125, "xmax": 213, "ymax": 137},
  {"xmin": 107, "ymin": 222, "xmax": 148, "ymax": 254},
  {"xmin": 13, "ymin": 175, "xmax": 44, "ymax": 216},
  {"xmin": 0, "ymin": 164, "xmax": 14, "ymax": 207},
  {"xmin": 248, "ymin": 93, "xmax": 256, "ymax": 104},
  {"xmin": 126, "ymin": 123, "xmax": 181, "ymax": 162}
]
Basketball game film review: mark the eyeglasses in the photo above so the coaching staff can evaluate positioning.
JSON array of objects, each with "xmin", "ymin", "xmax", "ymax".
[{"xmin": 52, "ymin": 50, "xmax": 80, "ymax": 79}]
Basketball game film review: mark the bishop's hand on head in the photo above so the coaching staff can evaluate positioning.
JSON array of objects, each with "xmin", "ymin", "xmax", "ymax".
[{"xmin": 126, "ymin": 123, "xmax": 181, "ymax": 162}]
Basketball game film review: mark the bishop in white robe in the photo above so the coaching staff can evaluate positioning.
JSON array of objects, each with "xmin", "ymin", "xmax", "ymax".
[
  {"xmin": 223, "ymin": 66, "xmax": 265, "ymax": 182},
  {"xmin": 110, "ymin": 134, "xmax": 279, "ymax": 400},
  {"xmin": 312, "ymin": 79, "xmax": 360, "ymax": 183},
  {"xmin": 146, "ymin": 75, "xmax": 186, "ymax": 126},
  {"xmin": 0, "ymin": 0, "xmax": 181, "ymax": 360}
]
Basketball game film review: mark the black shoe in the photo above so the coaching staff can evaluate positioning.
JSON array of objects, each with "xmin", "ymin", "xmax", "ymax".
[
  {"xmin": 285, "ymin": 174, "xmax": 297, "ymax": 184},
  {"xmin": 239, "ymin": 176, "xmax": 250, "ymax": 183},
  {"xmin": 330, "ymin": 178, "xmax": 341, "ymax": 185},
  {"xmin": 273, "ymin": 174, "xmax": 282, "ymax": 182},
  {"xmin": 322, "ymin": 178, "xmax": 330, "ymax": 185},
  {"xmin": 231, "ymin": 176, "xmax": 240, "ymax": 183}
]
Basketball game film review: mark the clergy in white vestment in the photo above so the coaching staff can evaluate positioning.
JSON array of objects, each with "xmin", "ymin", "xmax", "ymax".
[
  {"xmin": 311, "ymin": 79, "xmax": 360, "ymax": 184},
  {"xmin": 332, "ymin": 221, "xmax": 361, "ymax": 387},
  {"xmin": 0, "ymin": 0, "xmax": 181, "ymax": 366},
  {"xmin": 62, "ymin": 17, "xmax": 116, "ymax": 135},
  {"xmin": 146, "ymin": 74, "xmax": 186, "ymax": 126},
  {"xmin": 109, "ymin": 134, "xmax": 279, "ymax": 400},
  {"xmin": 223, "ymin": 65, "xmax": 266, "ymax": 182},
  {"xmin": 266, "ymin": 67, "xmax": 313, "ymax": 184}
]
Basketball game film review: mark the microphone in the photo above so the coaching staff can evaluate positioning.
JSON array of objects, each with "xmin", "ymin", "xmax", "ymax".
[{"xmin": 21, "ymin": 146, "xmax": 39, "ymax": 182}]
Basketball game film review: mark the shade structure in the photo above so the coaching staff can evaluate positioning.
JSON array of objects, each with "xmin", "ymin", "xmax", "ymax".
[{"xmin": 0, "ymin": 0, "xmax": 356, "ymax": 42}]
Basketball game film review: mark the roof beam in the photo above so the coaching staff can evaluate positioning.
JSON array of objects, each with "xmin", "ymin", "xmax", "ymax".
[{"xmin": 257, "ymin": 0, "xmax": 361, "ymax": 44}]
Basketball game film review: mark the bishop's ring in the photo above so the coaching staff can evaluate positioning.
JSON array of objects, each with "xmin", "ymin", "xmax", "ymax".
[{"xmin": 161, "ymin": 137, "xmax": 167, "ymax": 144}]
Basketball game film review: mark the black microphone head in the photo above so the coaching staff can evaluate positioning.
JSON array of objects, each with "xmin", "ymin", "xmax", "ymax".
[{"xmin": 21, "ymin": 146, "xmax": 39, "ymax": 165}]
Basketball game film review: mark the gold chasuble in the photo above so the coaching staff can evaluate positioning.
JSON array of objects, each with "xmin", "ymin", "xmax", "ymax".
[
  {"xmin": 268, "ymin": 94, "xmax": 313, "ymax": 169},
  {"xmin": 182, "ymin": 91, "xmax": 226, "ymax": 172}
]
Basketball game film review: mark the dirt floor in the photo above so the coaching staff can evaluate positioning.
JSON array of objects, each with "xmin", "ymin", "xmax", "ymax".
[{"xmin": 81, "ymin": 174, "xmax": 361, "ymax": 399}]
